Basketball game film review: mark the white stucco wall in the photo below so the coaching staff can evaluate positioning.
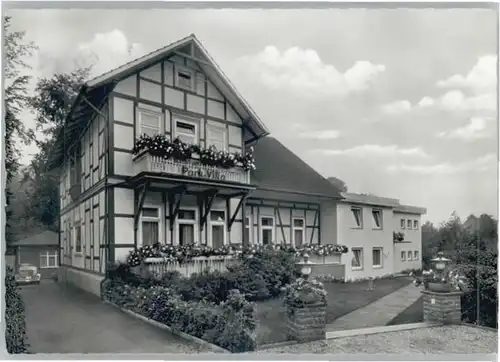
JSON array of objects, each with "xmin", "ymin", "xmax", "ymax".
[{"xmin": 392, "ymin": 211, "xmax": 423, "ymax": 272}]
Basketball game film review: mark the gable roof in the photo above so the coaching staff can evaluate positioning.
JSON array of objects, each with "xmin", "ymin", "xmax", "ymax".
[
  {"xmin": 250, "ymin": 136, "xmax": 342, "ymax": 200},
  {"xmin": 11, "ymin": 230, "xmax": 59, "ymax": 247},
  {"xmin": 48, "ymin": 34, "xmax": 269, "ymax": 169}
]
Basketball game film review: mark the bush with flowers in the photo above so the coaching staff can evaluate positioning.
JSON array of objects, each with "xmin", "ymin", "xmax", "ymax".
[
  {"xmin": 132, "ymin": 134, "xmax": 256, "ymax": 171},
  {"xmin": 283, "ymin": 277, "xmax": 327, "ymax": 308},
  {"xmin": 411, "ymin": 268, "xmax": 468, "ymax": 292},
  {"xmin": 393, "ymin": 231, "xmax": 405, "ymax": 243}
]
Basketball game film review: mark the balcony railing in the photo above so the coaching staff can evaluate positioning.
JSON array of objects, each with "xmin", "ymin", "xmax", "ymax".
[{"xmin": 133, "ymin": 150, "xmax": 251, "ymax": 184}]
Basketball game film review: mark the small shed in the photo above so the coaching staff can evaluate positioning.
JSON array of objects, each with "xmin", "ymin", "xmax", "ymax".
[{"xmin": 10, "ymin": 230, "xmax": 60, "ymax": 279}]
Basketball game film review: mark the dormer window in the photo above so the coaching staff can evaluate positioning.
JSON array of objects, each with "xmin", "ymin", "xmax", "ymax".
[{"xmin": 176, "ymin": 66, "xmax": 194, "ymax": 90}]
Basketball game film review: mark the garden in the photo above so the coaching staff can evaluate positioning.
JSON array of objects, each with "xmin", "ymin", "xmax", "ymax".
[{"xmin": 102, "ymin": 243, "xmax": 414, "ymax": 352}]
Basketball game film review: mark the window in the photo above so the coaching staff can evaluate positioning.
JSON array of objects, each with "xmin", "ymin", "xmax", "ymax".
[
  {"xmin": 413, "ymin": 220, "xmax": 419, "ymax": 230},
  {"xmin": 175, "ymin": 66, "xmax": 194, "ymax": 90},
  {"xmin": 351, "ymin": 207, "xmax": 362, "ymax": 228},
  {"xmin": 260, "ymin": 216, "xmax": 275, "ymax": 245},
  {"xmin": 351, "ymin": 248, "xmax": 363, "ymax": 269},
  {"xmin": 292, "ymin": 218, "xmax": 305, "ymax": 248},
  {"xmin": 40, "ymin": 251, "xmax": 59, "ymax": 269},
  {"xmin": 174, "ymin": 117, "xmax": 198, "ymax": 145},
  {"xmin": 206, "ymin": 124, "xmax": 227, "ymax": 151},
  {"xmin": 74, "ymin": 225, "xmax": 82, "ymax": 253},
  {"xmin": 401, "ymin": 251, "xmax": 406, "ymax": 261},
  {"xmin": 244, "ymin": 216, "xmax": 251, "ymax": 244},
  {"xmin": 407, "ymin": 251, "xmax": 413, "ymax": 261},
  {"xmin": 209, "ymin": 210, "xmax": 226, "ymax": 249},
  {"xmin": 177, "ymin": 209, "xmax": 197, "ymax": 246},
  {"xmin": 401, "ymin": 218, "xmax": 405, "ymax": 229},
  {"xmin": 407, "ymin": 219, "xmax": 412, "ymax": 229},
  {"xmin": 138, "ymin": 109, "xmax": 162, "ymax": 137},
  {"xmin": 372, "ymin": 248, "xmax": 382, "ymax": 268},
  {"xmin": 414, "ymin": 251, "xmax": 419, "ymax": 260},
  {"xmin": 141, "ymin": 207, "xmax": 161, "ymax": 247},
  {"xmin": 372, "ymin": 209, "xmax": 382, "ymax": 229}
]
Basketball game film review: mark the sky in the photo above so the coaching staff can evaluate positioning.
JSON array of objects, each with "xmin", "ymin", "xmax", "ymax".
[{"xmin": 7, "ymin": 7, "xmax": 499, "ymax": 224}]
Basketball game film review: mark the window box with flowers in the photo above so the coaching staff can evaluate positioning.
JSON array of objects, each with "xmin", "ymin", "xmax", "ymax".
[{"xmin": 132, "ymin": 134, "xmax": 256, "ymax": 184}]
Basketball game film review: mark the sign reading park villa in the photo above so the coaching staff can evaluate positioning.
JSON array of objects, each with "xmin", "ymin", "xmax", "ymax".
[{"xmin": 180, "ymin": 164, "xmax": 227, "ymax": 181}]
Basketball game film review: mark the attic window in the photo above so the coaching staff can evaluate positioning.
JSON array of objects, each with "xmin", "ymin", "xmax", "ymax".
[{"xmin": 176, "ymin": 66, "xmax": 194, "ymax": 90}]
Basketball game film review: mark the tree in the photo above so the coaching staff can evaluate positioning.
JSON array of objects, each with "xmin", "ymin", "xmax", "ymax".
[
  {"xmin": 25, "ymin": 67, "xmax": 91, "ymax": 229},
  {"xmin": 327, "ymin": 176, "xmax": 348, "ymax": 192},
  {"xmin": 4, "ymin": 16, "xmax": 36, "ymax": 243}
]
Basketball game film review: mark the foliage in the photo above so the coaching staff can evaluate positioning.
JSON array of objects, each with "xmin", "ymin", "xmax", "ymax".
[
  {"xmin": 5, "ymin": 266, "xmax": 29, "ymax": 354},
  {"xmin": 327, "ymin": 176, "xmax": 348, "ymax": 192},
  {"xmin": 132, "ymin": 134, "xmax": 256, "ymax": 171},
  {"xmin": 102, "ymin": 281, "xmax": 256, "ymax": 352},
  {"xmin": 126, "ymin": 242, "xmax": 348, "ymax": 267},
  {"xmin": 4, "ymin": 16, "xmax": 37, "ymax": 243},
  {"xmin": 393, "ymin": 231, "xmax": 405, "ymax": 243},
  {"xmin": 283, "ymin": 277, "xmax": 327, "ymax": 307}
]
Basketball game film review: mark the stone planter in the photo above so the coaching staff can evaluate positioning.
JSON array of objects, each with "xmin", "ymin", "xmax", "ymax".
[
  {"xmin": 428, "ymin": 282, "xmax": 452, "ymax": 293},
  {"xmin": 285, "ymin": 302, "xmax": 327, "ymax": 343},
  {"xmin": 421, "ymin": 290, "xmax": 463, "ymax": 324}
]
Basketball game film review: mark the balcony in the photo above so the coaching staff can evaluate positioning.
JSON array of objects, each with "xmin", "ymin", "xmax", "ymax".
[{"xmin": 133, "ymin": 150, "xmax": 251, "ymax": 185}]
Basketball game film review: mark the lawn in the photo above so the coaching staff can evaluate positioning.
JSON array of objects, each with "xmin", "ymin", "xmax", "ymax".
[
  {"xmin": 387, "ymin": 296, "xmax": 423, "ymax": 326},
  {"xmin": 255, "ymin": 277, "xmax": 412, "ymax": 346}
]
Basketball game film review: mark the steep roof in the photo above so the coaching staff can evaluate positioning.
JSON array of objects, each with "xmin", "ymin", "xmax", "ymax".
[
  {"xmin": 250, "ymin": 136, "xmax": 342, "ymax": 200},
  {"xmin": 48, "ymin": 34, "xmax": 269, "ymax": 169},
  {"xmin": 11, "ymin": 230, "xmax": 59, "ymax": 247}
]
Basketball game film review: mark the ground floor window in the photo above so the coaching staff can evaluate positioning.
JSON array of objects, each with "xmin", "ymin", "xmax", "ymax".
[
  {"xmin": 244, "ymin": 216, "xmax": 251, "ymax": 244},
  {"xmin": 414, "ymin": 250, "xmax": 419, "ymax": 260},
  {"xmin": 209, "ymin": 210, "xmax": 226, "ymax": 248},
  {"xmin": 74, "ymin": 225, "xmax": 82, "ymax": 253},
  {"xmin": 292, "ymin": 217, "xmax": 305, "ymax": 247},
  {"xmin": 141, "ymin": 206, "xmax": 161, "ymax": 246},
  {"xmin": 407, "ymin": 251, "xmax": 413, "ymax": 261},
  {"xmin": 372, "ymin": 247, "xmax": 382, "ymax": 268},
  {"xmin": 401, "ymin": 251, "xmax": 406, "ymax": 261},
  {"xmin": 40, "ymin": 251, "xmax": 59, "ymax": 268},
  {"xmin": 351, "ymin": 248, "xmax": 363, "ymax": 269},
  {"xmin": 260, "ymin": 216, "xmax": 275, "ymax": 245},
  {"xmin": 177, "ymin": 209, "xmax": 197, "ymax": 246}
]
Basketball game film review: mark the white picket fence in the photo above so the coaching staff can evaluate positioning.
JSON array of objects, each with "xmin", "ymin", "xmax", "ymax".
[{"xmin": 143, "ymin": 255, "xmax": 236, "ymax": 279}]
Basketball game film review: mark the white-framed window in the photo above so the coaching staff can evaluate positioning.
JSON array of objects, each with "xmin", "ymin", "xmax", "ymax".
[
  {"xmin": 292, "ymin": 217, "xmax": 305, "ymax": 247},
  {"xmin": 351, "ymin": 248, "xmax": 363, "ymax": 269},
  {"xmin": 176, "ymin": 208, "xmax": 197, "ymax": 246},
  {"xmin": 407, "ymin": 251, "xmax": 413, "ymax": 261},
  {"xmin": 414, "ymin": 251, "xmax": 419, "ymax": 260},
  {"xmin": 372, "ymin": 247, "xmax": 383, "ymax": 268},
  {"xmin": 175, "ymin": 65, "xmax": 195, "ymax": 90},
  {"xmin": 244, "ymin": 216, "xmax": 251, "ymax": 244},
  {"xmin": 40, "ymin": 251, "xmax": 59, "ymax": 269},
  {"xmin": 351, "ymin": 207, "xmax": 363, "ymax": 228},
  {"xmin": 138, "ymin": 108, "xmax": 163, "ymax": 137},
  {"xmin": 401, "ymin": 218, "xmax": 405, "ymax": 229},
  {"xmin": 260, "ymin": 216, "xmax": 275, "ymax": 245},
  {"xmin": 407, "ymin": 219, "xmax": 412, "ymax": 229},
  {"xmin": 209, "ymin": 210, "xmax": 226, "ymax": 249},
  {"xmin": 74, "ymin": 224, "xmax": 82, "ymax": 254},
  {"xmin": 206, "ymin": 124, "xmax": 227, "ymax": 151},
  {"xmin": 174, "ymin": 116, "xmax": 198, "ymax": 145},
  {"xmin": 372, "ymin": 209, "xmax": 382, "ymax": 229},
  {"xmin": 140, "ymin": 206, "xmax": 162, "ymax": 247},
  {"xmin": 413, "ymin": 220, "xmax": 419, "ymax": 230},
  {"xmin": 401, "ymin": 251, "xmax": 406, "ymax": 261}
]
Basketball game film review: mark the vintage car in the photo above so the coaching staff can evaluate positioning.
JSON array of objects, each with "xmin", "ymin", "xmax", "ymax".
[{"xmin": 15, "ymin": 264, "xmax": 41, "ymax": 285}]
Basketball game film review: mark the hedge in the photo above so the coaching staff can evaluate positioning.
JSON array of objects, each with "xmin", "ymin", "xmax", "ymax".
[{"xmin": 5, "ymin": 266, "xmax": 28, "ymax": 354}]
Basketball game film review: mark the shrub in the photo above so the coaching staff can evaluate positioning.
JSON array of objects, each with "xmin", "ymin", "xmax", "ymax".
[{"xmin": 5, "ymin": 266, "xmax": 28, "ymax": 354}]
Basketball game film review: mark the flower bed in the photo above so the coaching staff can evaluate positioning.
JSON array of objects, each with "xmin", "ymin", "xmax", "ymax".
[
  {"xmin": 102, "ymin": 278, "xmax": 256, "ymax": 353},
  {"xmin": 5, "ymin": 266, "xmax": 29, "ymax": 354},
  {"xmin": 283, "ymin": 278, "xmax": 327, "ymax": 307}
]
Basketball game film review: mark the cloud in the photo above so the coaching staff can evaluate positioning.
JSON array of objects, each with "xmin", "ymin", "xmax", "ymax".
[
  {"xmin": 415, "ymin": 90, "xmax": 495, "ymax": 112},
  {"xmin": 437, "ymin": 117, "xmax": 491, "ymax": 141},
  {"xmin": 381, "ymin": 100, "xmax": 412, "ymax": 114},
  {"xmin": 418, "ymin": 96, "xmax": 435, "ymax": 107},
  {"xmin": 298, "ymin": 129, "xmax": 341, "ymax": 140},
  {"xmin": 312, "ymin": 144, "xmax": 429, "ymax": 158},
  {"xmin": 236, "ymin": 46, "xmax": 385, "ymax": 97},
  {"xmin": 387, "ymin": 153, "xmax": 497, "ymax": 175},
  {"xmin": 436, "ymin": 55, "xmax": 497, "ymax": 95},
  {"xmin": 76, "ymin": 29, "xmax": 146, "ymax": 77}
]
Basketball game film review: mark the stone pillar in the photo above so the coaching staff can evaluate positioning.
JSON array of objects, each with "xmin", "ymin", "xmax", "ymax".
[
  {"xmin": 421, "ymin": 290, "xmax": 463, "ymax": 324},
  {"xmin": 286, "ymin": 302, "xmax": 327, "ymax": 342}
]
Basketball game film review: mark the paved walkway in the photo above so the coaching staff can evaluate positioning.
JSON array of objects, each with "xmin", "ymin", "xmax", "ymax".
[
  {"xmin": 326, "ymin": 282, "xmax": 423, "ymax": 333},
  {"xmin": 20, "ymin": 281, "xmax": 211, "ymax": 354}
]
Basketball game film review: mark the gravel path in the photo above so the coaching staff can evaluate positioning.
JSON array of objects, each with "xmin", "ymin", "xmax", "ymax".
[
  {"xmin": 253, "ymin": 325, "xmax": 498, "ymax": 354},
  {"xmin": 21, "ymin": 281, "xmax": 213, "ymax": 354}
]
